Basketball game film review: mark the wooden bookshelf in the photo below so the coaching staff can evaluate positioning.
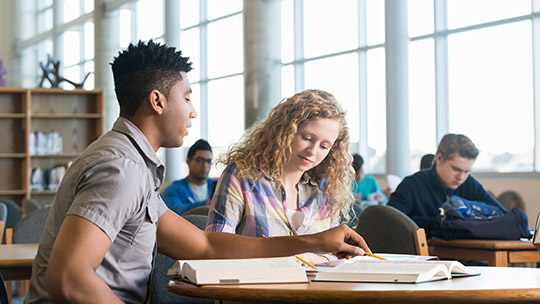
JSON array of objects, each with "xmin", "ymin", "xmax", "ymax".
[{"xmin": 0, "ymin": 87, "xmax": 104, "ymax": 208}]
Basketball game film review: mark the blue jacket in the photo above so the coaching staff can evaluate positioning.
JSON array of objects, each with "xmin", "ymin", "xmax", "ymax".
[
  {"xmin": 161, "ymin": 177, "xmax": 214, "ymax": 215},
  {"xmin": 387, "ymin": 165, "xmax": 505, "ymax": 236}
]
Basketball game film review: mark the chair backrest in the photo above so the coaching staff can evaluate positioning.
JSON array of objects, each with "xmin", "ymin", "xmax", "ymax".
[
  {"xmin": 497, "ymin": 190, "xmax": 525, "ymax": 211},
  {"xmin": 149, "ymin": 214, "xmax": 212, "ymax": 304},
  {"xmin": 23, "ymin": 198, "xmax": 42, "ymax": 216},
  {"xmin": 13, "ymin": 206, "xmax": 51, "ymax": 244},
  {"xmin": 181, "ymin": 214, "xmax": 208, "ymax": 230},
  {"xmin": 182, "ymin": 205, "xmax": 210, "ymax": 216},
  {"xmin": 0, "ymin": 202, "xmax": 6, "ymax": 243},
  {"xmin": 356, "ymin": 205, "xmax": 429, "ymax": 256},
  {"xmin": 0, "ymin": 198, "xmax": 21, "ymax": 229}
]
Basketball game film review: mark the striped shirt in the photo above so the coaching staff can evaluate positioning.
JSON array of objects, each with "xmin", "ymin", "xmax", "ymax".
[{"xmin": 206, "ymin": 163, "xmax": 338, "ymax": 237}]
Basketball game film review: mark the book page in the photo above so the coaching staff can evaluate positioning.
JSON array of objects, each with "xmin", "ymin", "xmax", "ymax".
[
  {"xmin": 311, "ymin": 254, "xmax": 440, "ymax": 273},
  {"xmin": 332, "ymin": 260, "xmax": 448, "ymax": 276},
  {"xmin": 325, "ymin": 259, "xmax": 478, "ymax": 276},
  {"xmin": 181, "ymin": 256, "xmax": 301, "ymax": 271}
]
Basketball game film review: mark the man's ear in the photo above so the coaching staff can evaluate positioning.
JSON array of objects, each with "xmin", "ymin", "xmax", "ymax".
[
  {"xmin": 148, "ymin": 89, "xmax": 165, "ymax": 115},
  {"xmin": 435, "ymin": 152, "xmax": 444, "ymax": 165}
]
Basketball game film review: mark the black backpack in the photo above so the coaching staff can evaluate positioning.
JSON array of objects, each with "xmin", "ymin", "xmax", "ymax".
[{"xmin": 433, "ymin": 196, "xmax": 531, "ymax": 240}]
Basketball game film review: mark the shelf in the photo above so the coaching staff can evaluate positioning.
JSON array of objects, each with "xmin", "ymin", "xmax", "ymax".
[
  {"xmin": 0, "ymin": 88, "xmax": 103, "ymax": 207},
  {"xmin": 0, "ymin": 153, "xmax": 26, "ymax": 158},
  {"xmin": 32, "ymin": 113, "xmax": 102, "ymax": 119},
  {"xmin": 31, "ymin": 190, "xmax": 57, "ymax": 195},
  {"xmin": 0, "ymin": 113, "xmax": 26, "ymax": 118},
  {"xmin": 31, "ymin": 153, "xmax": 80, "ymax": 158},
  {"xmin": 0, "ymin": 190, "xmax": 26, "ymax": 195}
]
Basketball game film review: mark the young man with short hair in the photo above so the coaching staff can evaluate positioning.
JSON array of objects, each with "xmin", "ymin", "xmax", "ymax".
[
  {"xmin": 162, "ymin": 139, "xmax": 215, "ymax": 215},
  {"xmin": 25, "ymin": 40, "xmax": 369, "ymax": 304},
  {"xmin": 387, "ymin": 133, "xmax": 505, "ymax": 236}
]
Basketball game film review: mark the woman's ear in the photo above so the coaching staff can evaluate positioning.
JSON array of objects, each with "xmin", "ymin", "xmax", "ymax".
[{"xmin": 148, "ymin": 89, "xmax": 165, "ymax": 115}]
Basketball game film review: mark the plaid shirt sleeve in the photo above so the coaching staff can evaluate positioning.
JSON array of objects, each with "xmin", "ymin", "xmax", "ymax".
[{"xmin": 206, "ymin": 164, "xmax": 246, "ymax": 233}]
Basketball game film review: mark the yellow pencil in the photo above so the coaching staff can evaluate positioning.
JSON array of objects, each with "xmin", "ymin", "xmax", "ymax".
[
  {"xmin": 295, "ymin": 255, "xmax": 317, "ymax": 270},
  {"xmin": 364, "ymin": 252, "xmax": 387, "ymax": 260}
]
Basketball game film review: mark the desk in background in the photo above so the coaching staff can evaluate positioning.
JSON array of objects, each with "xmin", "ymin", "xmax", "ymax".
[
  {"xmin": 0, "ymin": 243, "xmax": 37, "ymax": 280},
  {"xmin": 428, "ymin": 238, "xmax": 540, "ymax": 267},
  {"xmin": 166, "ymin": 266, "xmax": 540, "ymax": 304}
]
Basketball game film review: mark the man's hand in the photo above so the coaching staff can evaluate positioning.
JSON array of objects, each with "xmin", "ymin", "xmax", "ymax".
[{"xmin": 311, "ymin": 224, "xmax": 371, "ymax": 259}]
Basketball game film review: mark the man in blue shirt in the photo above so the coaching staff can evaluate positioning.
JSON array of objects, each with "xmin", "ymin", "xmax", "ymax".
[
  {"xmin": 162, "ymin": 139, "xmax": 214, "ymax": 215},
  {"xmin": 387, "ymin": 134, "xmax": 505, "ymax": 236}
]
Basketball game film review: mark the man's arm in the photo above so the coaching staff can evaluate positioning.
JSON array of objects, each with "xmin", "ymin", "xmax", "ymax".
[
  {"xmin": 46, "ymin": 215, "xmax": 122, "ymax": 303},
  {"xmin": 157, "ymin": 210, "xmax": 369, "ymax": 260}
]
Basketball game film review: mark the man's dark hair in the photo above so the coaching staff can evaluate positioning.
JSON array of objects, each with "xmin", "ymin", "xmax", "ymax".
[
  {"xmin": 436, "ymin": 134, "xmax": 479, "ymax": 161},
  {"xmin": 352, "ymin": 153, "xmax": 364, "ymax": 172},
  {"xmin": 188, "ymin": 139, "xmax": 212, "ymax": 159},
  {"xmin": 110, "ymin": 40, "xmax": 192, "ymax": 117}
]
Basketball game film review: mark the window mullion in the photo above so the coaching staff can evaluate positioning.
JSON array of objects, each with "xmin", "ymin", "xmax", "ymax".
[{"xmin": 434, "ymin": 0, "xmax": 448, "ymax": 143}]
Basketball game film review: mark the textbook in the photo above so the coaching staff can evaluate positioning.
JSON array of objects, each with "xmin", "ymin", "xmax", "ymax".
[
  {"xmin": 308, "ymin": 253, "xmax": 440, "ymax": 274},
  {"xmin": 167, "ymin": 256, "xmax": 308, "ymax": 285},
  {"xmin": 313, "ymin": 259, "xmax": 479, "ymax": 284},
  {"xmin": 533, "ymin": 212, "xmax": 540, "ymax": 252}
]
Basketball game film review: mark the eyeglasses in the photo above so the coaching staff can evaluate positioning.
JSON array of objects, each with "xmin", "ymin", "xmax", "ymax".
[{"xmin": 192, "ymin": 157, "xmax": 213, "ymax": 165}]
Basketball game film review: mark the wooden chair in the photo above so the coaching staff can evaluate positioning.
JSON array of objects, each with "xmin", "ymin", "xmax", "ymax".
[{"xmin": 355, "ymin": 205, "xmax": 429, "ymax": 256}]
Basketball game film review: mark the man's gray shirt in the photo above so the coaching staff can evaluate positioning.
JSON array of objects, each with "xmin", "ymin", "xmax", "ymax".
[{"xmin": 26, "ymin": 117, "xmax": 169, "ymax": 304}]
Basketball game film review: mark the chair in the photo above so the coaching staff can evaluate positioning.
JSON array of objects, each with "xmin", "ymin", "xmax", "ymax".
[
  {"xmin": 23, "ymin": 198, "xmax": 42, "ymax": 216},
  {"xmin": 149, "ymin": 215, "xmax": 212, "ymax": 304},
  {"xmin": 497, "ymin": 190, "xmax": 525, "ymax": 211},
  {"xmin": 0, "ymin": 198, "xmax": 21, "ymax": 229},
  {"xmin": 182, "ymin": 205, "xmax": 210, "ymax": 216},
  {"xmin": 355, "ymin": 205, "xmax": 429, "ymax": 256},
  {"xmin": 12, "ymin": 206, "xmax": 51, "ymax": 243},
  {"xmin": 5, "ymin": 206, "xmax": 51, "ymax": 303},
  {"xmin": 0, "ymin": 202, "xmax": 6, "ymax": 243}
]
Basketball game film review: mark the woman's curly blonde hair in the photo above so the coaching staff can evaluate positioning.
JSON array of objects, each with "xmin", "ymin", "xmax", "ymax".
[{"xmin": 218, "ymin": 89, "xmax": 354, "ymax": 220}]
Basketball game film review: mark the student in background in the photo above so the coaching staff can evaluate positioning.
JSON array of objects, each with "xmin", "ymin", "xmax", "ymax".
[
  {"xmin": 352, "ymin": 153, "xmax": 387, "ymax": 204},
  {"xmin": 206, "ymin": 89, "xmax": 355, "ymax": 265},
  {"xmin": 26, "ymin": 41, "xmax": 370, "ymax": 304},
  {"xmin": 162, "ymin": 139, "xmax": 214, "ymax": 215},
  {"xmin": 387, "ymin": 133, "xmax": 505, "ymax": 236}
]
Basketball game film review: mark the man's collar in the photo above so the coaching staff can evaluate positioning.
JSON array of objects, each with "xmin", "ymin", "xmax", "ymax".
[{"xmin": 112, "ymin": 117, "xmax": 163, "ymax": 168}]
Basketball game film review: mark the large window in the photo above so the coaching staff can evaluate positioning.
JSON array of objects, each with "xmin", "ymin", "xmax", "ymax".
[
  {"xmin": 409, "ymin": 0, "xmax": 537, "ymax": 172},
  {"xmin": 281, "ymin": 0, "xmax": 387, "ymax": 174},
  {"xmin": 12, "ymin": 0, "xmax": 540, "ymax": 175},
  {"xmin": 179, "ymin": 0, "xmax": 244, "ymax": 150},
  {"xmin": 18, "ymin": 0, "xmax": 95, "ymax": 90}
]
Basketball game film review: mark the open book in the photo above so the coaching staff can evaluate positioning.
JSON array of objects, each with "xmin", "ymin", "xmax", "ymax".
[
  {"xmin": 533, "ymin": 212, "xmax": 540, "ymax": 252},
  {"xmin": 167, "ymin": 256, "xmax": 308, "ymax": 285},
  {"xmin": 313, "ymin": 259, "xmax": 480, "ymax": 284}
]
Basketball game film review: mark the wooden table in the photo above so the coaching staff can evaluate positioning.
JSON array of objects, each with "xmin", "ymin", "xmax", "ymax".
[
  {"xmin": 0, "ymin": 243, "xmax": 38, "ymax": 280},
  {"xmin": 428, "ymin": 238, "xmax": 540, "ymax": 267},
  {"xmin": 166, "ymin": 266, "xmax": 540, "ymax": 303}
]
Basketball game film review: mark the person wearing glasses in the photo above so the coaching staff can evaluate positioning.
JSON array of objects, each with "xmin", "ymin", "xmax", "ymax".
[
  {"xmin": 206, "ymin": 89, "xmax": 355, "ymax": 265},
  {"xmin": 162, "ymin": 139, "xmax": 215, "ymax": 215}
]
